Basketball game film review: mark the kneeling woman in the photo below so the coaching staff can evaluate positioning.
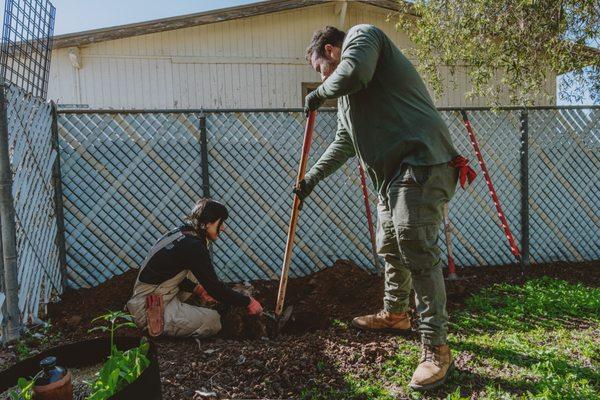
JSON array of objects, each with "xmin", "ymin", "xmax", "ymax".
[{"xmin": 127, "ymin": 198, "xmax": 262, "ymax": 338}]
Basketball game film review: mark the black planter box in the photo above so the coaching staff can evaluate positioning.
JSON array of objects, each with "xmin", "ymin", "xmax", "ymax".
[{"xmin": 0, "ymin": 336, "xmax": 161, "ymax": 400}]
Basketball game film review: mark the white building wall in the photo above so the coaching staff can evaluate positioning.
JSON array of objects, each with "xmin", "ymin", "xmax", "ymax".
[{"xmin": 47, "ymin": 2, "xmax": 556, "ymax": 109}]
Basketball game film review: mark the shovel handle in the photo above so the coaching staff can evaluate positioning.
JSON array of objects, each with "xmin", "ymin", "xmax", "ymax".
[{"xmin": 275, "ymin": 111, "xmax": 316, "ymax": 317}]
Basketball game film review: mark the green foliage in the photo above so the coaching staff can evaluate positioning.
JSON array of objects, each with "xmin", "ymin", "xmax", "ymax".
[
  {"xmin": 86, "ymin": 310, "xmax": 150, "ymax": 400},
  {"xmin": 300, "ymin": 377, "xmax": 394, "ymax": 400},
  {"xmin": 316, "ymin": 360, "xmax": 327, "ymax": 372},
  {"xmin": 307, "ymin": 277, "xmax": 600, "ymax": 399},
  {"xmin": 15, "ymin": 341, "xmax": 32, "ymax": 360},
  {"xmin": 331, "ymin": 319, "xmax": 348, "ymax": 329},
  {"xmin": 452, "ymin": 276, "xmax": 600, "ymax": 332},
  {"xmin": 14, "ymin": 321, "xmax": 63, "ymax": 361},
  {"xmin": 86, "ymin": 339, "xmax": 150, "ymax": 400},
  {"xmin": 396, "ymin": 1, "xmax": 600, "ymax": 105},
  {"xmin": 7, "ymin": 372, "xmax": 43, "ymax": 400},
  {"xmin": 89, "ymin": 310, "xmax": 137, "ymax": 356}
]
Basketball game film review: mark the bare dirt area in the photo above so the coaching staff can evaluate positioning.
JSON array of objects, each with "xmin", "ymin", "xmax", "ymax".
[{"xmin": 2, "ymin": 259, "xmax": 599, "ymax": 399}]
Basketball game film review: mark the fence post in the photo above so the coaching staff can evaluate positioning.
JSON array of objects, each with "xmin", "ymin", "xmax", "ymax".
[
  {"xmin": 199, "ymin": 113, "xmax": 214, "ymax": 260},
  {"xmin": 50, "ymin": 102, "xmax": 67, "ymax": 291},
  {"xmin": 519, "ymin": 109, "xmax": 530, "ymax": 275},
  {"xmin": 199, "ymin": 114, "xmax": 211, "ymax": 198},
  {"xmin": 0, "ymin": 85, "xmax": 21, "ymax": 343}
]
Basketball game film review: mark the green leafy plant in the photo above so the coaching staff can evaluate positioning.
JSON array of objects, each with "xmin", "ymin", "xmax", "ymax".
[
  {"xmin": 331, "ymin": 319, "xmax": 348, "ymax": 329},
  {"xmin": 88, "ymin": 310, "xmax": 138, "ymax": 355},
  {"xmin": 15, "ymin": 341, "xmax": 32, "ymax": 360},
  {"xmin": 7, "ymin": 372, "xmax": 42, "ymax": 400},
  {"xmin": 86, "ymin": 310, "xmax": 150, "ymax": 400}
]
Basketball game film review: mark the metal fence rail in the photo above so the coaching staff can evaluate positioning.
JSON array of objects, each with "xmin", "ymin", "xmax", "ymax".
[
  {"xmin": 57, "ymin": 108, "xmax": 600, "ymax": 289},
  {"xmin": 0, "ymin": 83, "xmax": 61, "ymax": 331}
]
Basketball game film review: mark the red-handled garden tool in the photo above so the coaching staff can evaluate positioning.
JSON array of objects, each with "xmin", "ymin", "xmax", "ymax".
[
  {"xmin": 358, "ymin": 162, "xmax": 382, "ymax": 275},
  {"xmin": 274, "ymin": 111, "xmax": 317, "ymax": 329}
]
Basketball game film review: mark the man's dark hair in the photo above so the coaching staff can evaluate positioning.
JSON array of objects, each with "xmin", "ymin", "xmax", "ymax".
[
  {"xmin": 185, "ymin": 198, "xmax": 228, "ymax": 234},
  {"xmin": 306, "ymin": 26, "xmax": 346, "ymax": 64}
]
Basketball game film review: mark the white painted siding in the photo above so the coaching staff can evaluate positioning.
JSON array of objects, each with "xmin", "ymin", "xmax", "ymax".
[{"xmin": 48, "ymin": 2, "xmax": 556, "ymax": 109}]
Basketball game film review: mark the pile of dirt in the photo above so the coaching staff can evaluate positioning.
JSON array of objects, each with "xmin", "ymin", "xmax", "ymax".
[
  {"xmin": 45, "ymin": 260, "xmax": 382, "ymax": 341},
  {"xmin": 45, "ymin": 259, "xmax": 600, "ymax": 342},
  {"xmin": 252, "ymin": 260, "xmax": 384, "ymax": 334},
  {"xmin": 46, "ymin": 268, "xmax": 140, "ymax": 340}
]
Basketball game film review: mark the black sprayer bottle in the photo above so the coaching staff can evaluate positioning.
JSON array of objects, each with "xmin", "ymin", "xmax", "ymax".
[{"xmin": 33, "ymin": 356, "xmax": 72, "ymax": 400}]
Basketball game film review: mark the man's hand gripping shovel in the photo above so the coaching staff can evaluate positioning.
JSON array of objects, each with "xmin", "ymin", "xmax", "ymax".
[{"xmin": 268, "ymin": 111, "xmax": 317, "ymax": 334}]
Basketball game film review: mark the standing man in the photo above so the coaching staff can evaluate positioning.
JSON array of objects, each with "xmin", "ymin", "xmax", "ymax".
[{"xmin": 298, "ymin": 25, "xmax": 463, "ymax": 391}]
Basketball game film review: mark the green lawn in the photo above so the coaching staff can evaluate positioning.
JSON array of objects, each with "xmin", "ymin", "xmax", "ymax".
[{"xmin": 303, "ymin": 277, "xmax": 600, "ymax": 399}]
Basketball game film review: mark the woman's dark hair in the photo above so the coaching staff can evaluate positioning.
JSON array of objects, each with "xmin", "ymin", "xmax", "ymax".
[
  {"xmin": 306, "ymin": 26, "xmax": 346, "ymax": 63},
  {"xmin": 185, "ymin": 198, "xmax": 228, "ymax": 234}
]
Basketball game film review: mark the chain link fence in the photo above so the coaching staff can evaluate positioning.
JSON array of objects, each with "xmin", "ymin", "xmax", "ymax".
[
  {"xmin": 528, "ymin": 109, "xmax": 600, "ymax": 262},
  {"xmin": 58, "ymin": 112, "xmax": 203, "ymax": 288},
  {"xmin": 57, "ymin": 107, "xmax": 599, "ymax": 289}
]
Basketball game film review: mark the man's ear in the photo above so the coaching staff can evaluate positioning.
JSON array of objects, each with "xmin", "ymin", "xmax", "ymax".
[{"xmin": 324, "ymin": 43, "xmax": 334, "ymax": 58}]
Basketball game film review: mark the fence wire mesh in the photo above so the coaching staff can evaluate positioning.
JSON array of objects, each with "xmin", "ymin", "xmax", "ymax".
[
  {"xmin": 1, "ymin": 83, "xmax": 61, "ymax": 323},
  {"xmin": 58, "ymin": 112, "xmax": 202, "ymax": 288},
  {"xmin": 206, "ymin": 111, "xmax": 374, "ymax": 281},
  {"xmin": 0, "ymin": 0, "xmax": 55, "ymax": 99},
  {"xmin": 441, "ymin": 110, "xmax": 523, "ymax": 266},
  {"xmin": 57, "ymin": 108, "xmax": 599, "ymax": 289},
  {"xmin": 528, "ymin": 109, "xmax": 600, "ymax": 262}
]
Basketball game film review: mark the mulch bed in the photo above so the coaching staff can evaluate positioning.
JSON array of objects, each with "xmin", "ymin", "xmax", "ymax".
[{"xmin": 2, "ymin": 259, "xmax": 599, "ymax": 399}]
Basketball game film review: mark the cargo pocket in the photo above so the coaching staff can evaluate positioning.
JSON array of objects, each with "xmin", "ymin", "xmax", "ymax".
[
  {"xmin": 395, "ymin": 224, "xmax": 440, "ymax": 271},
  {"xmin": 376, "ymin": 202, "xmax": 398, "ymax": 255}
]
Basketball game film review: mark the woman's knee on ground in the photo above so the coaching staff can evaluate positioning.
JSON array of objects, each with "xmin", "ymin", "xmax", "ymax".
[{"xmin": 194, "ymin": 309, "xmax": 222, "ymax": 337}]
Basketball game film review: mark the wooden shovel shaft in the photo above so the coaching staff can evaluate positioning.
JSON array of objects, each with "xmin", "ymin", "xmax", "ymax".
[{"xmin": 275, "ymin": 111, "xmax": 317, "ymax": 317}]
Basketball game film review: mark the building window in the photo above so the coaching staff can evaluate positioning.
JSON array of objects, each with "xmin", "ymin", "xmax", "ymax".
[{"xmin": 301, "ymin": 82, "xmax": 337, "ymax": 108}]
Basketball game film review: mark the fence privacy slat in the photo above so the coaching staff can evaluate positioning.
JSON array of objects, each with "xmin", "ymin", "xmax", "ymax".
[
  {"xmin": 0, "ymin": 84, "xmax": 62, "ymax": 330},
  {"xmin": 55, "ymin": 108, "xmax": 600, "ymax": 289}
]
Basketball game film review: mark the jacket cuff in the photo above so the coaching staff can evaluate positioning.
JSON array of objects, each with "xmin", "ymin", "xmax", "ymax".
[
  {"xmin": 304, "ymin": 171, "xmax": 320, "ymax": 189},
  {"xmin": 315, "ymin": 85, "xmax": 328, "ymax": 100}
]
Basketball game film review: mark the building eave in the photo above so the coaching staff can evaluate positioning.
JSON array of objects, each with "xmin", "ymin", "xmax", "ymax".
[{"xmin": 52, "ymin": 0, "xmax": 413, "ymax": 50}]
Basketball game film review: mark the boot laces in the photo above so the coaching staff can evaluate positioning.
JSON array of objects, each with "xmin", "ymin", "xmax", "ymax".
[{"xmin": 420, "ymin": 345, "xmax": 437, "ymax": 364}]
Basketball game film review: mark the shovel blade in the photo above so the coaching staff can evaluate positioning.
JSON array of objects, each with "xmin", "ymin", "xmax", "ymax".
[
  {"xmin": 264, "ymin": 305, "xmax": 294, "ymax": 335},
  {"xmin": 276, "ymin": 304, "xmax": 294, "ymax": 330}
]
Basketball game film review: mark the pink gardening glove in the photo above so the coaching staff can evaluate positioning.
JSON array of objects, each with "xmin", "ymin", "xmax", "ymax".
[
  {"xmin": 194, "ymin": 284, "xmax": 217, "ymax": 304},
  {"xmin": 247, "ymin": 297, "xmax": 263, "ymax": 316}
]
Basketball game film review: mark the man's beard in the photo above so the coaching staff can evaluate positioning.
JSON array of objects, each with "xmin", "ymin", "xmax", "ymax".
[{"xmin": 323, "ymin": 58, "xmax": 339, "ymax": 76}]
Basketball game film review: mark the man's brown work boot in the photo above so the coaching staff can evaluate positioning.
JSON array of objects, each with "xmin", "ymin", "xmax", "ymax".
[
  {"xmin": 351, "ymin": 310, "xmax": 411, "ymax": 332},
  {"xmin": 409, "ymin": 344, "xmax": 454, "ymax": 391}
]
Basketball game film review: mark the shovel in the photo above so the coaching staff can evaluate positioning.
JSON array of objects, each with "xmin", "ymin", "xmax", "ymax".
[
  {"xmin": 273, "ymin": 110, "xmax": 317, "ymax": 333},
  {"xmin": 262, "ymin": 305, "xmax": 294, "ymax": 332}
]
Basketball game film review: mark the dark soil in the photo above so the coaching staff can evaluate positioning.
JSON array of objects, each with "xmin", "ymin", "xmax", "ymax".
[{"xmin": 2, "ymin": 259, "xmax": 599, "ymax": 399}]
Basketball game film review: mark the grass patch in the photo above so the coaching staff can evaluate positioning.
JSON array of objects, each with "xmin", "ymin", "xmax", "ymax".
[
  {"xmin": 300, "ymin": 377, "xmax": 395, "ymax": 400},
  {"xmin": 305, "ymin": 277, "xmax": 600, "ymax": 399}
]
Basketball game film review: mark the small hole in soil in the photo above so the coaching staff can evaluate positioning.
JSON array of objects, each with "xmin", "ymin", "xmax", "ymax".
[{"xmin": 218, "ymin": 260, "xmax": 384, "ymax": 339}]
